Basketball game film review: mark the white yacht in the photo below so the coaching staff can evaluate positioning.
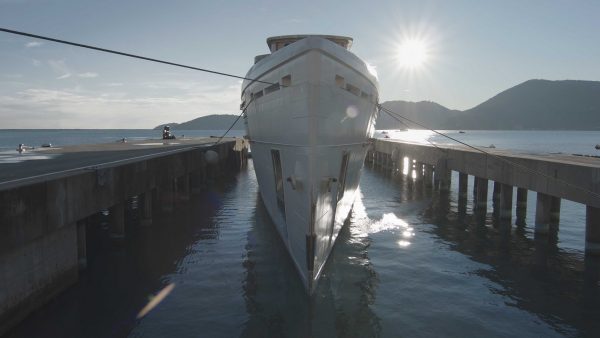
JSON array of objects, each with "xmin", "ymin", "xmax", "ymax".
[{"xmin": 241, "ymin": 35, "xmax": 379, "ymax": 293}]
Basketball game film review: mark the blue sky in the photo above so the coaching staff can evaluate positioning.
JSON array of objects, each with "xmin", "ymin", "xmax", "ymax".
[{"xmin": 1, "ymin": 0, "xmax": 599, "ymax": 128}]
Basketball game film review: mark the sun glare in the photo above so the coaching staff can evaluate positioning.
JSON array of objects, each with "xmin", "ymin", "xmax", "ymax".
[{"xmin": 397, "ymin": 38, "xmax": 429, "ymax": 69}]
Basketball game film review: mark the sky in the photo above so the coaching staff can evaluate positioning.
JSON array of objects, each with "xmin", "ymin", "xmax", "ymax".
[{"xmin": 1, "ymin": 0, "xmax": 599, "ymax": 128}]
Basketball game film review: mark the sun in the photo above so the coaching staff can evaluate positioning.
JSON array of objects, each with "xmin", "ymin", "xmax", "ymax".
[{"xmin": 396, "ymin": 38, "xmax": 429, "ymax": 69}]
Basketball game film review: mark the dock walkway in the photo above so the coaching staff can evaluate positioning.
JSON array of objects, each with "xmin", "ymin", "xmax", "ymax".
[
  {"xmin": 0, "ymin": 138, "xmax": 229, "ymax": 186},
  {"xmin": 0, "ymin": 137, "xmax": 247, "ymax": 335},
  {"xmin": 369, "ymin": 138, "xmax": 600, "ymax": 254}
]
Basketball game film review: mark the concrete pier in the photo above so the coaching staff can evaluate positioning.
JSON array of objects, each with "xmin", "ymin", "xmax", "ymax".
[
  {"xmin": 369, "ymin": 138, "xmax": 600, "ymax": 258},
  {"xmin": 0, "ymin": 137, "xmax": 245, "ymax": 335}
]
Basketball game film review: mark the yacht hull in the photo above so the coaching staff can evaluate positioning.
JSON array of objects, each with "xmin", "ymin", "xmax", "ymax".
[{"xmin": 242, "ymin": 36, "xmax": 378, "ymax": 293}]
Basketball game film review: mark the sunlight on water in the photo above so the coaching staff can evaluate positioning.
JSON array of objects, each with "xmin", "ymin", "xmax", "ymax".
[
  {"xmin": 351, "ymin": 189, "xmax": 414, "ymax": 240},
  {"xmin": 376, "ymin": 129, "xmax": 436, "ymax": 144},
  {"xmin": 397, "ymin": 240, "xmax": 411, "ymax": 247}
]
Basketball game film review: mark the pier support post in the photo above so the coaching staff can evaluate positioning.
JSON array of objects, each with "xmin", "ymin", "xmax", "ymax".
[
  {"xmin": 551, "ymin": 197, "xmax": 561, "ymax": 224},
  {"xmin": 474, "ymin": 177, "xmax": 488, "ymax": 214},
  {"xmin": 396, "ymin": 155, "xmax": 403, "ymax": 177},
  {"xmin": 423, "ymin": 165, "xmax": 434, "ymax": 188},
  {"xmin": 392, "ymin": 150, "xmax": 402, "ymax": 174},
  {"xmin": 414, "ymin": 162, "xmax": 423, "ymax": 181},
  {"xmin": 109, "ymin": 202, "xmax": 125, "ymax": 239},
  {"xmin": 435, "ymin": 159, "xmax": 451, "ymax": 193},
  {"xmin": 493, "ymin": 182, "xmax": 501, "ymax": 218},
  {"xmin": 76, "ymin": 220, "xmax": 87, "ymax": 270},
  {"xmin": 139, "ymin": 191, "xmax": 153, "ymax": 226},
  {"xmin": 586, "ymin": 206, "xmax": 600, "ymax": 255},
  {"xmin": 535, "ymin": 193, "xmax": 552, "ymax": 235},
  {"xmin": 516, "ymin": 188, "xmax": 528, "ymax": 226},
  {"xmin": 458, "ymin": 173, "xmax": 468, "ymax": 200},
  {"xmin": 535, "ymin": 193, "xmax": 561, "ymax": 235},
  {"xmin": 458, "ymin": 173, "xmax": 468, "ymax": 215},
  {"xmin": 499, "ymin": 184, "xmax": 513, "ymax": 222}
]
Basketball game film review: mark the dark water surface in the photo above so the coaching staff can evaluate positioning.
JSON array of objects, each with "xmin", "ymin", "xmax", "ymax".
[{"xmin": 5, "ymin": 158, "xmax": 600, "ymax": 337}]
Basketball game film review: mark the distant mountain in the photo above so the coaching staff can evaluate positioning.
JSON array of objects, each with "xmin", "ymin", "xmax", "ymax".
[
  {"xmin": 378, "ymin": 101, "xmax": 459, "ymax": 130},
  {"xmin": 153, "ymin": 114, "xmax": 244, "ymax": 130},
  {"xmin": 378, "ymin": 80, "xmax": 600, "ymax": 130},
  {"xmin": 158, "ymin": 80, "xmax": 600, "ymax": 131},
  {"xmin": 456, "ymin": 80, "xmax": 600, "ymax": 130}
]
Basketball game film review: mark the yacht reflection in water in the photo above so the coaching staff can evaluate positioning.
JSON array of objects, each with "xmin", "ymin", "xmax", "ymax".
[{"xmin": 241, "ymin": 196, "xmax": 381, "ymax": 337}]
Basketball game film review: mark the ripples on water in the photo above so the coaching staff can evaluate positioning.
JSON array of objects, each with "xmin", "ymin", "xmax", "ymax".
[{"xmin": 5, "ymin": 159, "xmax": 600, "ymax": 338}]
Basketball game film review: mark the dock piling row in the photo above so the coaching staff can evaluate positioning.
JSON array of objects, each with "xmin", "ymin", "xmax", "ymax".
[{"xmin": 366, "ymin": 139, "xmax": 600, "ymax": 259}]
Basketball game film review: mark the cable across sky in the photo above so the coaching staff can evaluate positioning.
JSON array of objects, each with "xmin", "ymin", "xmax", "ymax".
[{"xmin": 0, "ymin": 27, "xmax": 278, "ymax": 86}]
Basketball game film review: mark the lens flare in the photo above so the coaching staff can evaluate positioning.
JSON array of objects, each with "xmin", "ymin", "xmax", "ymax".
[{"xmin": 345, "ymin": 105, "xmax": 359, "ymax": 119}]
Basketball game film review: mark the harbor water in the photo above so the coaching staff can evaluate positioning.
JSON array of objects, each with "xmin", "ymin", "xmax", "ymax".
[{"xmin": 2, "ymin": 130, "xmax": 600, "ymax": 337}]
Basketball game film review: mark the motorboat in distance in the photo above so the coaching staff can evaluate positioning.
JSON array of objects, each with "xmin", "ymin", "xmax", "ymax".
[{"xmin": 241, "ymin": 35, "xmax": 379, "ymax": 293}]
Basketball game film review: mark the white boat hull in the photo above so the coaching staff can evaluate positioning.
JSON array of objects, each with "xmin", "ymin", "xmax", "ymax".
[{"xmin": 242, "ymin": 36, "xmax": 378, "ymax": 292}]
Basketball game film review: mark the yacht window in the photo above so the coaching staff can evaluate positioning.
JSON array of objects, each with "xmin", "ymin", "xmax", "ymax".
[
  {"xmin": 335, "ymin": 75, "xmax": 345, "ymax": 88},
  {"xmin": 346, "ymin": 83, "xmax": 360, "ymax": 96},
  {"xmin": 264, "ymin": 83, "xmax": 280, "ymax": 95},
  {"xmin": 281, "ymin": 75, "xmax": 291, "ymax": 87},
  {"xmin": 253, "ymin": 90, "xmax": 263, "ymax": 99}
]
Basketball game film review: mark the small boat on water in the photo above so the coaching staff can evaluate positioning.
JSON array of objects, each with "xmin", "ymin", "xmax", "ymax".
[{"xmin": 241, "ymin": 35, "xmax": 379, "ymax": 293}]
